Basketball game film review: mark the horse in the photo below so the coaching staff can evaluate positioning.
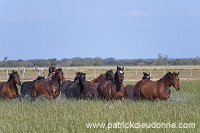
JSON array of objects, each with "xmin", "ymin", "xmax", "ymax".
[
  {"xmin": 133, "ymin": 72, "xmax": 180, "ymax": 101},
  {"xmin": 82, "ymin": 72, "xmax": 107, "ymax": 98},
  {"xmin": 31, "ymin": 68, "xmax": 64, "ymax": 100},
  {"xmin": 0, "ymin": 71, "xmax": 21, "ymax": 100},
  {"xmin": 124, "ymin": 72, "xmax": 151, "ymax": 99},
  {"xmin": 142, "ymin": 72, "xmax": 150, "ymax": 80},
  {"xmin": 87, "ymin": 69, "xmax": 114, "ymax": 99},
  {"xmin": 64, "ymin": 72, "xmax": 86, "ymax": 99},
  {"xmin": 20, "ymin": 76, "xmax": 45, "ymax": 99},
  {"xmin": 60, "ymin": 71, "xmax": 85, "ymax": 96},
  {"xmin": 34, "ymin": 67, "xmax": 45, "ymax": 76},
  {"xmin": 97, "ymin": 66, "xmax": 125, "ymax": 101},
  {"xmin": 21, "ymin": 67, "xmax": 25, "ymax": 78}
]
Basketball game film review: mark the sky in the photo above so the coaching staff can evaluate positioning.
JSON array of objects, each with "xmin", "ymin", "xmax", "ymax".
[{"xmin": 0, "ymin": 0, "xmax": 200, "ymax": 60}]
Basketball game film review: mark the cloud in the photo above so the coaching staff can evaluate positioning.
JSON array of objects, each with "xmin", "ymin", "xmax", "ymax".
[{"xmin": 121, "ymin": 10, "xmax": 149, "ymax": 17}]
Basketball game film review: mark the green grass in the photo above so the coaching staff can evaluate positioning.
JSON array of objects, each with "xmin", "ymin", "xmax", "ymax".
[{"xmin": 0, "ymin": 80, "xmax": 199, "ymax": 133}]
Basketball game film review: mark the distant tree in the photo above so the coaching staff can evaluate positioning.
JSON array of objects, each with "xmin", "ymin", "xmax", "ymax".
[
  {"xmin": 153, "ymin": 53, "xmax": 168, "ymax": 65},
  {"xmin": 3, "ymin": 56, "xmax": 8, "ymax": 62}
]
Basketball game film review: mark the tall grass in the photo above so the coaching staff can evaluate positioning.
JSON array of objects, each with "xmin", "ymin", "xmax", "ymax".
[{"xmin": 0, "ymin": 80, "xmax": 199, "ymax": 133}]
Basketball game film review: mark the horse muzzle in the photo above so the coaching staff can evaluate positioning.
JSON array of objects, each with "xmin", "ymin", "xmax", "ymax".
[
  {"xmin": 175, "ymin": 88, "xmax": 180, "ymax": 91},
  {"xmin": 17, "ymin": 82, "xmax": 21, "ymax": 86},
  {"xmin": 119, "ymin": 79, "xmax": 123, "ymax": 83}
]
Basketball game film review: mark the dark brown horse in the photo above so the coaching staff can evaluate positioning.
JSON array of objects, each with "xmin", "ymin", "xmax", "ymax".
[
  {"xmin": 134, "ymin": 72, "xmax": 180, "ymax": 101},
  {"xmin": 142, "ymin": 72, "xmax": 151, "ymax": 80},
  {"xmin": 82, "ymin": 72, "xmax": 107, "ymax": 98},
  {"xmin": 87, "ymin": 69, "xmax": 114, "ymax": 99},
  {"xmin": 64, "ymin": 72, "xmax": 86, "ymax": 99},
  {"xmin": 0, "ymin": 71, "xmax": 21, "ymax": 100},
  {"xmin": 31, "ymin": 68, "xmax": 64, "ymax": 100},
  {"xmin": 20, "ymin": 76, "xmax": 45, "ymax": 99},
  {"xmin": 97, "ymin": 66, "xmax": 125, "ymax": 101},
  {"xmin": 60, "ymin": 71, "xmax": 86, "ymax": 96},
  {"xmin": 125, "ymin": 72, "xmax": 151, "ymax": 99}
]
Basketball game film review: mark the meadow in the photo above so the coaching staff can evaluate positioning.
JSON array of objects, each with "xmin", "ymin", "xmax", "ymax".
[{"xmin": 0, "ymin": 66, "xmax": 199, "ymax": 133}]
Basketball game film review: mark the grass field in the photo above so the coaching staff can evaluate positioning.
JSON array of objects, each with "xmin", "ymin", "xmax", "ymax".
[{"xmin": 0, "ymin": 78, "xmax": 199, "ymax": 132}]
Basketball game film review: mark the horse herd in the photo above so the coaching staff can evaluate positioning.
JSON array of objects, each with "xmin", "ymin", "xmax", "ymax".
[{"xmin": 0, "ymin": 66, "xmax": 180, "ymax": 102}]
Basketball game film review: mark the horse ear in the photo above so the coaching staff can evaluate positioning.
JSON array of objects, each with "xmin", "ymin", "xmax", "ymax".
[
  {"xmin": 166, "ymin": 71, "xmax": 172, "ymax": 77},
  {"xmin": 117, "ymin": 66, "xmax": 119, "ymax": 70},
  {"xmin": 122, "ymin": 66, "xmax": 124, "ymax": 71},
  {"xmin": 84, "ymin": 73, "xmax": 86, "ymax": 75},
  {"xmin": 173, "ymin": 72, "xmax": 179, "ymax": 75}
]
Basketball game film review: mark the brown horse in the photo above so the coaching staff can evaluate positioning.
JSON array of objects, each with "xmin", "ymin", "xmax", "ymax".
[
  {"xmin": 87, "ymin": 69, "xmax": 114, "ymax": 99},
  {"xmin": 125, "ymin": 72, "xmax": 151, "ymax": 99},
  {"xmin": 31, "ymin": 68, "xmax": 64, "ymax": 100},
  {"xmin": 134, "ymin": 72, "xmax": 180, "ymax": 101},
  {"xmin": 97, "ymin": 66, "xmax": 125, "ymax": 101},
  {"xmin": 0, "ymin": 71, "xmax": 21, "ymax": 100}
]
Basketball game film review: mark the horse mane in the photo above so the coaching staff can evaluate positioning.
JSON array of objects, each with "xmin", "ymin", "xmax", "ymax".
[
  {"xmin": 8, "ymin": 71, "xmax": 17, "ymax": 80},
  {"xmin": 159, "ymin": 72, "xmax": 173, "ymax": 81},
  {"xmin": 90, "ymin": 73, "xmax": 106, "ymax": 83}
]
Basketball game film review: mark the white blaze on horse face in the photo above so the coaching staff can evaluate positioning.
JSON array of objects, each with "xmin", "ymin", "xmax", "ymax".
[{"xmin": 119, "ymin": 71, "xmax": 123, "ymax": 74}]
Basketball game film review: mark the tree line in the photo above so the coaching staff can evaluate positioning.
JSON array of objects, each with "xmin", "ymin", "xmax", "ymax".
[{"xmin": 0, "ymin": 54, "xmax": 200, "ymax": 67}]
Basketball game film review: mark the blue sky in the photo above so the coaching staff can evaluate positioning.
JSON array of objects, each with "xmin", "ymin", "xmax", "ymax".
[{"xmin": 0, "ymin": 0, "xmax": 200, "ymax": 60}]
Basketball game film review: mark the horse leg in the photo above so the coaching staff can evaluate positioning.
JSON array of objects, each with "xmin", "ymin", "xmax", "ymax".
[
  {"xmin": 121, "ymin": 97, "xmax": 125, "ymax": 102},
  {"xmin": 155, "ymin": 97, "xmax": 160, "ymax": 101},
  {"xmin": 31, "ymin": 90, "xmax": 36, "ymax": 101},
  {"xmin": 166, "ymin": 98, "xmax": 170, "ymax": 102},
  {"xmin": 18, "ymin": 94, "xmax": 22, "ymax": 101}
]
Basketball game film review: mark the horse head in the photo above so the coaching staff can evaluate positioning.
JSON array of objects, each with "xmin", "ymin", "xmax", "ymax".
[
  {"xmin": 55, "ymin": 68, "xmax": 64, "ymax": 82},
  {"xmin": 142, "ymin": 72, "xmax": 151, "ymax": 80},
  {"xmin": 74, "ymin": 72, "xmax": 86, "ymax": 86},
  {"xmin": 115, "ymin": 66, "xmax": 124, "ymax": 83},
  {"xmin": 165, "ymin": 71, "xmax": 180, "ymax": 91},
  {"xmin": 105, "ymin": 69, "xmax": 114, "ymax": 81},
  {"xmin": 10, "ymin": 71, "xmax": 21, "ymax": 86},
  {"xmin": 36, "ymin": 76, "xmax": 45, "ymax": 80},
  {"xmin": 171, "ymin": 72, "xmax": 180, "ymax": 91}
]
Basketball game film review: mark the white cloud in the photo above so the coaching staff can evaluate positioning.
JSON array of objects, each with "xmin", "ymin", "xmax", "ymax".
[{"xmin": 121, "ymin": 10, "xmax": 149, "ymax": 17}]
